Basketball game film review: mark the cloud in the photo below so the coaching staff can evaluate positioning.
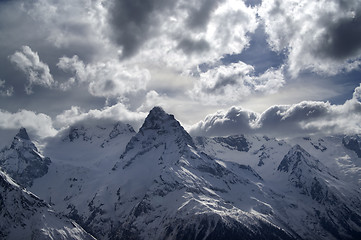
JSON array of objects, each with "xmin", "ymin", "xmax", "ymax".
[
  {"xmin": 189, "ymin": 61, "xmax": 285, "ymax": 104},
  {"xmin": 111, "ymin": 0, "xmax": 258, "ymax": 71},
  {"xmin": 23, "ymin": 0, "xmax": 111, "ymax": 58},
  {"xmin": 9, "ymin": 46, "xmax": 55, "ymax": 94},
  {"xmin": 177, "ymin": 38, "xmax": 210, "ymax": 55},
  {"xmin": 108, "ymin": 0, "xmax": 176, "ymax": 58},
  {"xmin": 255, "ymin": 101, "xmax": 332, "ymax": 136},
  {"xmin": 258, "ymin": 0, "xmax": 361, "ymax": 76},
  {"xmin": 0, "ymin": 80, "xmax": 13, "ymax": 97},
  {"xmin": 186, "ymin": 0, "xmax": 221, "ymax": 30},
  {"xmin": 57, "ymin": 55, "xmax": 151, "ymax": 98},
  {"xmin": 189, "ymin": 106, "xmax": 258, "ymax": 136},
  {"xmin": 189, "ymin": 84, "xmax": 361, "ymax": 137},
  {"xmin": 0, "ymin": 0, "xmax": 261, "ymax": 111},
  {"xmin": 0, "ymin": 109, "xmax": 57, "ymax": 139},
  {"xmin": 136, "ymin": 90, "xmax": 166, "ymax": 112},
  {"xmin": 0, "ymin": 0, "xmax": 360, "ymax": 143},
  {"xmin": 353, "ymin": 84, "xmax": 361, "ymax": 102},
  {"xmin": 54, "ymin": 103, "xmax": 147, "ymax": 130}
]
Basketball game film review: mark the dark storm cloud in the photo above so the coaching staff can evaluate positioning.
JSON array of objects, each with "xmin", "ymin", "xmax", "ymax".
[
  {"xmin": 186, "ymin": 0, "xmax": 220, "ymax": 29},
  {"xmin": 177, "ymin": 38, "xmax": 210, "ymax": 54},
  {"xmin": 108, "ymin": 0, "xmax": 176, "ymax": 58},
  {"xmin": 317, "ymin": 11, "xmax": 361, "ymax": 60}
]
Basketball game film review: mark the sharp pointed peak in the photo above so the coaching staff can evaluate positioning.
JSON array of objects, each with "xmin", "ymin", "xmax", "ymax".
[
  {"xmin": 129, "ymin": 107, "xmax": 194, "ymax": 146},
  {"xmin": 148, "ymin": 106, "xmax": 168, "ymax": 118},
  {"xmin": 140, "ymin": 106, "xmax": 177, "ymax": 131},
  {"xmin": 289, "ymin": 144, "xmax": 310, "ymax": 155},
  {"xmin": 10, "ymin": 127, "xmax": 37, "ymax": 151},
  {"xmin": 15, "ymin": 127, "xmax": 30, "ymax": 141},
  {"xmin": 278, "ymin": 144, "xmax": 316, "ymax": 172}
]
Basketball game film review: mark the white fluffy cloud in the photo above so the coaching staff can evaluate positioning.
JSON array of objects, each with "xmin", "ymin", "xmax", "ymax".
[
  {"xmin": 57, "ymin": 55, "xmax": 151, "ymax": 98},
  {"xmin": 8, "ymin": 46, "xmax": 151, "ymax": 99},
  {"xmin": 54, "ymin": 103, "xmax": 147, "ymax": 130},
  {"xmin": 189, "ymin": 106, "xmax": 258, "ymax": 136},
  {"xmin": 258, "ymin": 0, "xmax": 361, "ymax": 77},
  {"xmin": 0, "ymin": 109, "xmax": 57, "ymax": 139},
  {"xmin": 9, "ymin": 46, "xmax": 55, "ymax": 94},
  {"xmin": 189, "ymin": 61, "xmax": 285, "ymax": 104},
  {"xmin": 189, "ymin": 84, "xmax": 361, "ymax": 137},
  {"xmin": 24, "ymin": 0, "xmax": 112, "ymax": 58}
]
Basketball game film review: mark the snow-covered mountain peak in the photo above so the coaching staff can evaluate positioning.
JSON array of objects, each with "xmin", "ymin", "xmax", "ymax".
[
  {"xmin": 139, "ymin": 107, "xmax": 190, "ymax": 138},
  {"xmin": 0, "ymin": 128, "xmax": 51, "ymax": 187},
  {"xmin": 15, "ymin": 127, "xmax": 30, "ymax": 141},
  {"xmin": 136, "ymin": 106, "xmax": 194, "ymax": 147},
  {"xmin": 141, "ymin": 106, "xmax": 169, "ymax": 129},
  {"xmin": 109, "ymin": 122, "xmax": 135, "ymax": 138},
  {"xmin": 62, "ymin": 121, "xmax": 135, "ymax": 144},
  {"xmin": 116, "ymin": 107, "xmax": 196, "ymax": 168},
  {"xmin": 10, "ymin": 127, "xmax": 36, "ymax": 151},
  {"xmin": 277, "ymin": 144, "xmax": 317, "ymax": 173}
]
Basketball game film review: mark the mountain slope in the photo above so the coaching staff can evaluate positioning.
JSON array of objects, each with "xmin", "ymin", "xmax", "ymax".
[
  {"xmin": 195, "ymin": 134, "xmax": 361, "ymax": 240},
  {"xmin": 276, "ymin": 144, "xmax": 361, "ymax": 240},
  {"xmin": 0, "ymin": 169, "xmax": 95, "ymax": 240}
]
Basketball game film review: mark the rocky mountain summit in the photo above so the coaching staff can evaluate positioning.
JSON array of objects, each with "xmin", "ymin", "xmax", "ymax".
[{"xmin": 0, "ymin": 127, "xmax": 50, "ymax": 187}]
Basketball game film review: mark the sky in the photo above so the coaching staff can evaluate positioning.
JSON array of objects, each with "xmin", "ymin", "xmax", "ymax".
[{"xmin": 0, "ymin": 0, "xmax": 361, "ymax": 145}]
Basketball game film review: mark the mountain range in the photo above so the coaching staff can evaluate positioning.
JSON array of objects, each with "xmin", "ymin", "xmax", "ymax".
[{"xmin": 1, "ymin": 106, "xmax": 361, "ymax": 239}]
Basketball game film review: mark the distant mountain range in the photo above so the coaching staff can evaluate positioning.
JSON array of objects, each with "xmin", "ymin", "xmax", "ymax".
[{"xmin": 1, "ymin": 107, "xmax": 361, "ymax": 239}]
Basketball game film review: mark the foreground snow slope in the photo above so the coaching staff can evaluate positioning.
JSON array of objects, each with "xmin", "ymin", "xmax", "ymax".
[{"xmin": 0, "ymin": 169, "xmax": 95, "ymax": 240}]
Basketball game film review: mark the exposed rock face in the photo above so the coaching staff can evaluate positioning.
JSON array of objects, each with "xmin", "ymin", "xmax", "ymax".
[
  {"xmin": 213, "ymin": 135, "xmax": 251, "ymax": 152},
  {"xmin": 342, "ymin": 135, "xmax": 361, "ymax": 158}
]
